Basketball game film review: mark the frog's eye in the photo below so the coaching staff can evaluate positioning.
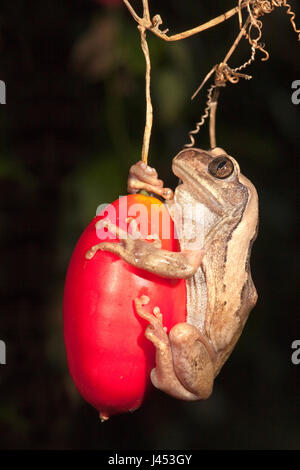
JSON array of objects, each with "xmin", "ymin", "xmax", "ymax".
[{"xmin": 208, "ymin": 156, "xmax": 234, "ymax": 179}]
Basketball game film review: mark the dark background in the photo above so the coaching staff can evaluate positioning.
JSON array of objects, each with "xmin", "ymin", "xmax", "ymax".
[{"xmin": 0, "ymin": 0, "xmax": 299, "ymax": 449}]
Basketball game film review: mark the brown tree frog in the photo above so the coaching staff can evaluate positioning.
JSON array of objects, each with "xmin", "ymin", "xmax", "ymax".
[{"xmin": 89, "ymin": 147, "xmax": 259, "ymax": 401}]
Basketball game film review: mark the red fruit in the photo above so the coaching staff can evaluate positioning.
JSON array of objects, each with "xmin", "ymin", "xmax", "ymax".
[{"xmin": 63, "ymin": 194, "xmax": 186, "ymax": 419}]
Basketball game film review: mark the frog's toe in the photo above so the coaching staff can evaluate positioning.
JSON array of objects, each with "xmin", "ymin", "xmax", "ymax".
[{"xmin": 134, "ymin": 297, "xmax": 167, "ymax": 342}]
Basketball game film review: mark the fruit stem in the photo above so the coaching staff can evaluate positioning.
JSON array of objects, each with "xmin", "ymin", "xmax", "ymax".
[
  {"xmin": 139, "ymin": 189, "xmax": 150, "ymax": 197},
  {"xmin": 99, "ymin": 412, "xmax": 110, "ymax": 422}
]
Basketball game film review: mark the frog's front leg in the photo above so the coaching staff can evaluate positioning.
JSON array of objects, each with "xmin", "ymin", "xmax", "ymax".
[
  {"xmin": 127, "ymin": 160, "xmax": 174, "ymax": 200},
  {"xmin": 86, "ymin": 160, "xmax": 204, "ymax": 278},
  {"xmin": 86, "ymin": 218, "xmax": 205, "ymax": 279},
  {"xmin": 135, "ymin": 296, "xmax": 215, "ymax": 401}
]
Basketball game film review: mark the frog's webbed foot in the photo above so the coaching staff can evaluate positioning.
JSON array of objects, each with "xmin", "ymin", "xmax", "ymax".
[
  {"xmin": 135, "ymin": 296, "xmax": 215, "ymax": 401},
  {"xmin": 86, "ymin": 219, "xmax": 205, "ymax": 279},
  {"xmin": 128, "ymin": 160, "xmax": 174, "ymax": 200}
]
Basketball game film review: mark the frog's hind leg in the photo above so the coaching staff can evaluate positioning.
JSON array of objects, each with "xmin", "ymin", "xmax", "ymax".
[{"xmin": 135, "ymin": 296, "xmax": 215, "ymax": 401}]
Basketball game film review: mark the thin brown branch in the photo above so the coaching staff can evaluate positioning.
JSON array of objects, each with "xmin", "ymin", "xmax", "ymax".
[
  {"xmin": 209, "ymin": 88, "xmax": 220, "ymax": 149},
  {"xmin": 190, "ymin": 12, "xmax": 253, "ymax": 147},
  {"xmin": 124, "ymin": 0, "xmax": 300, "ymax": 156},
  {"xmin": 191, "ymin": 15, "xmax": 251, "ymax": 101},
  {"xmin": 123, "ymin": 0, "xmax": 144, "ymax": 25},
  {"xmin": 123, "ymin": 0, "xmax": 249, "ymax": 42},
  {"xmin": 138, "ymin": 26, "xmax": 152, "ymax": 165},
  {"xmin": 142, "ymin": 0, "xmax": 150, "ymax": 22},
  {"xmin": 152, "ymin": 6, "xmax": 248, "ymax": 42},
  {"xmin": 191, "ymin": 67, "xmax": 216, "ymax": 101},
  {"xmin": 223, "ymin": 16, "xmax": 251, "ymax": 63}
]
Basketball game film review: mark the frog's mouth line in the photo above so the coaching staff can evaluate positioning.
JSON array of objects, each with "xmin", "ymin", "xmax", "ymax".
[{"xmin": 173, "ymin": 161, "xmax": 224, "ymax": 215}]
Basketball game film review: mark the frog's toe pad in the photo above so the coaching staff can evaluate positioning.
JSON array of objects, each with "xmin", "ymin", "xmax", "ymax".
[{"xmin": 134, "ymin": 296, "xmax": 168, "ymax": 345}]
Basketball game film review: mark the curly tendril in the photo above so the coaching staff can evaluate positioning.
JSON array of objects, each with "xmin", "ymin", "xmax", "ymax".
[{"xmin": 187, "ymin": 0, "xmax": 299, "ymax": 146}]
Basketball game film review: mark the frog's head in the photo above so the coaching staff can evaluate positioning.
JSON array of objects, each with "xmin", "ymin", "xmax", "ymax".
[
  {"xmin": 171, "ymin": 146, "xmax": 259, "ymax": 258},
  {"xmin": 172, "ymin": 147, "xmax": 254, "ymax": 219}
]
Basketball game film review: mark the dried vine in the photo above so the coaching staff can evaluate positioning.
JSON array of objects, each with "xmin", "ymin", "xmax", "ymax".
[{"xmin": 124, "ymin": 0, "xmax": 299, "ymax": 160}]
